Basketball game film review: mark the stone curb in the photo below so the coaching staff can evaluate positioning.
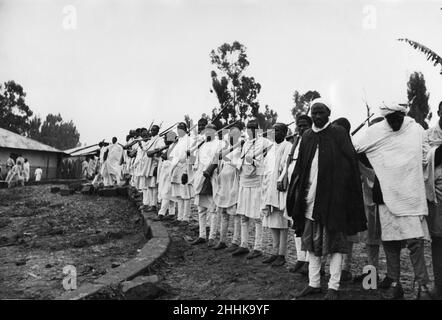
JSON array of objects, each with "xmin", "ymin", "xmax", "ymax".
[{"xmin": 56, "ymin": 188, "xmax": 170, "ymax": 300}]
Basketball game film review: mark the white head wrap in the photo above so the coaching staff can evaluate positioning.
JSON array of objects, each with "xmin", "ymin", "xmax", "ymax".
[
  {"xmin": 310, "ymin": 98, "xmax": 332, "ymax": 111},
  {"xmin": 379, "ymin": 101, "xmax": 409, "ymax": 117}
]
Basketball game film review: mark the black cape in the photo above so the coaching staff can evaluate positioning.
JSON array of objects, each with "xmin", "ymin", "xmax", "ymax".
[{"xmin": 286, "ymin": 124, "xmax": 367, "ymax": 237}]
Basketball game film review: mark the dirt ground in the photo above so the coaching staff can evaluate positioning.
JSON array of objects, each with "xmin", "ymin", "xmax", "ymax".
[
  {"xmin": 0, "ymin": 185, "xmax": 435, "ymax": 300},
  {"xmin": 151, "ymin": 205, "xmax": 435, "ymax": 300},
  {"xmin": 0, "ymin": 184, "xmax": 145, "ymax": 300}
]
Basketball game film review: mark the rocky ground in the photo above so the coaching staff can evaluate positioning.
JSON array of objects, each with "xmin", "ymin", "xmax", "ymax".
[
  {"xmin": 0, "ymin": 184, "xmax": 145, "ymax": 299},
  {"xmin": 149, "ymin": 205, "xmax": 435, "ymax": 300}
]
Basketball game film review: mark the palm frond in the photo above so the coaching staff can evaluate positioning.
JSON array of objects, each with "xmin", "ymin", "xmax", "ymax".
[{"xmin": 398, "ymin": 38, "xmax": 442, "ymax": 74}]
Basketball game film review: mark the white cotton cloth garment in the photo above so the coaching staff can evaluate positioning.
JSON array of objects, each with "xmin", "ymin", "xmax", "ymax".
[
  {"xmin": 378, "ymin": 204, "xmax": 430, "ymax": 241},
  {"xmin": 379, "ymin": 101, "xmax": 409, "ymax": 117},
  {"xmin": 354, "ymin": 117, "xmax": 428, "ymax": 217},
  {"xmin": 261, "ymin": 140, "xmax": 292, "ymax": 229},
  {"xmin": 304, "ymin": 121, "xmax": 331, "ymax": 221},
  {"xmin": 142, "ymin": 135, "xmax": 166, "ymax": 187},
  {"xmin": 101, "ymin": 142, "xmax": 123, "ymax": 184},
  {"xmin": 213, "ymin": 144, "xmax": 241, "ymax": 209},
  {"xmin": 236, "ymin": 136, "xmax": 271, "ymax": 219},
  {"xmin": 305, "ymin": 146, "xmax": 319, "ymax": 221}
]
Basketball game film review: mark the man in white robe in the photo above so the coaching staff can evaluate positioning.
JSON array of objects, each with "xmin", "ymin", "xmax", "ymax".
[
  {"xmin": 156, "ymin": 131, "xmax": 178, "ymax": 221},
  {"xmin": 101, "ymin": 137, "xmax": 123, "ymax": 186},
  {"xmin": 261, "ymin": 123, "xmax": 292, "ymax": 267},
  {"xmin": 132, "ymin": 128, "xmax": 150, "ymax": 202},
  {"xmin": 232, "ymin": 119, "xmax": 272, "ymax": 260},
  {"xmin": 92, "ymin": 141, "xmax": 107, "ymax": 187},
  {"xmin": 190, "ymin": 123, "xmax": 224, "ymax": 246},
  {"xmin": 23, "ymin": 158, "xmax": 30, "ymax": 182},
  {"xmin": 142, "ymin": 125, "xmax": 166, "ymax": 211},
  {"xmin": 212, "ymin": 123, "xmax": 244, "ymax": 251},
  {"xmin": 170, "ymin": 122, "xmax": 194, "ymax": 226},
  {"xmin": 354, "ymin": 102, "xmax": 431, "ymax": 300},
  {"xmin": 81, "ymin": 158, "xmax": 89, "ymax": 179}
]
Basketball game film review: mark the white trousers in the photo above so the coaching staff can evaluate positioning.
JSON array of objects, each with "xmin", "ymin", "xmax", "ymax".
[
  {"xmin": 177, "ymin": 199, "xmax": 191, "ymax": 221},
  {"xmin": 158, "ymin": 199, "xmax": 176, "ymax": 216},
  {"xmin": 240, "ymin": 215, "xmax": 263, "ymax": 251},
  {"xmin": 209, "ymin": 209, "xmax": 221, "ymax": 240},
  {"xmin": 220, "ymin": 212, "xmax": 241, "ymax": 245},
  {"xmin": 198, "ymin": 206, "xmax": 217, "ymax": 239},
  {"xmin": 309, "ymin": 252, "xmax": 343, "ymax": 291},
  {"xmin": 295, "ymin": 236, "xmax": 309, "ymax": 262},
  {"xmin": 143, "ymin": 188, "xmax": 158, "ymax": 206}
]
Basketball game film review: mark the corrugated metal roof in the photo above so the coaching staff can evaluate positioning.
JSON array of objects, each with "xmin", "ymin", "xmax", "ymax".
[{"xmin": 0, "ymin": 127, "xmax": 65, "ymax": 153}]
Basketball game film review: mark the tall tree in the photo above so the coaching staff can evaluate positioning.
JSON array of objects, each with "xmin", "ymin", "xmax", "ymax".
[
  {"xmin": 209, "ymin": 41, "xmax": 276, "ymax": 128},
  {"xmin": 0, "ymin": 81, "xmax": 34, "ymax": 134},
  {"xmin": 36, "ymin": 113, "xmax": 81, "ymax": 150},
  {"xmin": 407, "ymin": 71, "xmax": 430, "ymax": 129},
  {"xmin": 254, "ymin": 105, "xmax": 278, "ymax": 130},
  {"xmin": 27, "ymin": 115, "xmax": 42, "ymax": 140},
  {"xmin": 291, "ymin": 90, "xmax": 321, "ymax": 119}
]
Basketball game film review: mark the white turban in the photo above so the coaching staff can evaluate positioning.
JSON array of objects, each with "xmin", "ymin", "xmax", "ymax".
[
  {"xmin": 310, "ymin": 98, "xmax": 332, "ymax": 111},
  {"xmin": 379, "ymin": 101, "xmax": 409, "ymax": 117}
]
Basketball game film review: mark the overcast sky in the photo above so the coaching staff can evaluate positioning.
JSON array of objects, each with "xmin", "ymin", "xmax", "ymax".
[{"xmin": 1, "ymin": 0, "xmax": 441, "ymax": 146}]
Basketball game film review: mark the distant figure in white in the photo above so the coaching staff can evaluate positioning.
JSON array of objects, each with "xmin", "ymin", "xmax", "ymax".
[
  {"xmin": 23, "ymin": 158, "xmax": 30, "ymax": 182},
  {"xmin": 6, "ymin": 157, "xmax": 25, "ymax": 188},
  {"xmin": 35, "ymin": 167, "xmax": 43, "ymax": 182},
  {"xmin": 101, "ymin": 137, "xmax": 124, "ymax": 186}
]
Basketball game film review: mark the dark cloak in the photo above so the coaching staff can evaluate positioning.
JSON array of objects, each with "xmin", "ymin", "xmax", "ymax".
[{"xmin": 286, "ymin": 124, "xmax": 367, "ymax": 237}]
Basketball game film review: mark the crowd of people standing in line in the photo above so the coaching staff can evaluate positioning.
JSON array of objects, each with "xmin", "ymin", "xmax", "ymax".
[{"xmin": 81, "ymin": 98, "xmax": 442, "ymax": 300}]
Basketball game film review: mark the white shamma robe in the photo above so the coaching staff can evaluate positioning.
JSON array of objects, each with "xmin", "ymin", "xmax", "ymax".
[
  {"xmin": 262, "ymin": 140, "xmax": 292, "ymax": 229},
  {"xmin": 236, "ymin": 136, "xmax": 272, "ymax": 219},
  {"xmin": 354, "ymin": 117, "xmax": 429, "ymax": 241}
]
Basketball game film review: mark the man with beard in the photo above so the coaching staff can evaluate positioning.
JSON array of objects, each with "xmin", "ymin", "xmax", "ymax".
[
  {"xmin": 287, "ymin": 99, "xmax": 366, "ymax": 300},
  {"xmin": 355, "ymin": 102, "xmax": 431, "ymax": 300}
]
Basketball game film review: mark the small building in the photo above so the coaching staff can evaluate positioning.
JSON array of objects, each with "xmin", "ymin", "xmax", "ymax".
[{"xmin": 0, "ymin": 127, "xmax": 66, "ymax": 180}]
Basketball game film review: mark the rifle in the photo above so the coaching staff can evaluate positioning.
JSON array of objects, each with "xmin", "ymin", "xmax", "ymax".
[
  {"xmin": 67, "ymin": 144, "xmax": 98, "ymax": 155},
  {"xmin": 279, "ymin": 134, "xmax": 301, "ymax": 191},
  {"xmin": 147, "ymin": 120, "xmax": 154, "ymax": 132},
  {"xmin": 159, "ymin": 122, "xmax": 179, "ymax": 137},
  {"xmin": 351, "ymin": 113, "xmax": 375, "ymax": 136},
  {"xmin": 193, "ymin": 120, "xmax": 241, "ymax": 151},
  {"xmin": 211, "ymin": 104, "xmax": 230, "ymax": 124}
]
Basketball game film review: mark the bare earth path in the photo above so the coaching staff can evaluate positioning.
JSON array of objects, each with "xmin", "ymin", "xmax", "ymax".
[
  {"xmin": 150, "ymin": 205, "xmax": 434, "ymax": 300},
  {"xmin": 0, "ymin": 185, "xmax": 145, "ymax": 299}
]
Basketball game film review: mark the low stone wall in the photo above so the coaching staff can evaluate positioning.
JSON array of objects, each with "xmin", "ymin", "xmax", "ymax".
[{"xmin": 56, "ymin": 186, "xmax": 170, "ymax": 300}]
